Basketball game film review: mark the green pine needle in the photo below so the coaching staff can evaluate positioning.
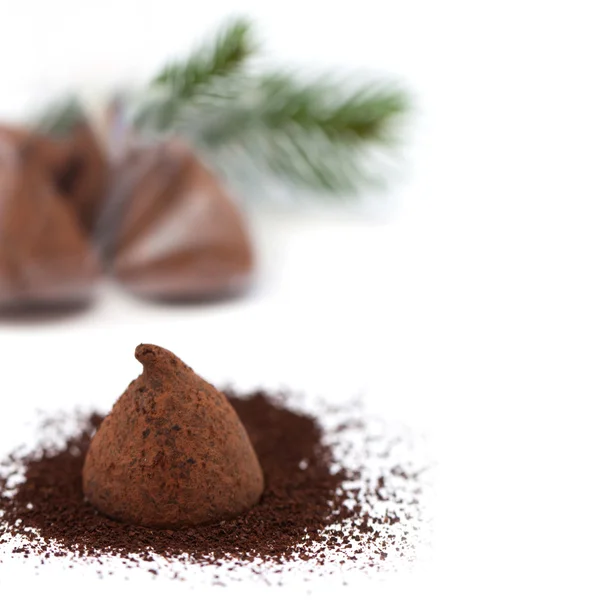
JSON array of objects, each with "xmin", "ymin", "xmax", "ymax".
[
  {"xmin": 247, "ymin": 73, "xmax": 407, "ymax": 144},
  {"xmin": 152, "ymin": 18, "xmax": 256, "ymax": 99},
  {"xmin": 135, "ymin": 18, "xmax": 409, "ymax": 195},
  {"xmin": 169, "ymin": 73, "xmax": 408, "ymax": 193}
]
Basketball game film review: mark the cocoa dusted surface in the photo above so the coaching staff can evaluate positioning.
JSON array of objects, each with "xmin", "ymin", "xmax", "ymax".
[{"xmin": 83, "ymin": 344, "xmax": 264, "ymax": 528}]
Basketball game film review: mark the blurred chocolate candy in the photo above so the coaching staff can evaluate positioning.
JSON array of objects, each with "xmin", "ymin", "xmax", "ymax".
[
  {"xmin": 0, "ymin": 128, "xmax": 100, "ymax": 309},
  {"xmin": 0, "ymin": 122, "xmax": 107, "ymax": 235},
  {"xmin": 51, "ymin": 122, "xmax": 108, "ymax": 235},
  {"xmin": 101, "ymin": 140, "xmax": 254, "ymax": 300}
]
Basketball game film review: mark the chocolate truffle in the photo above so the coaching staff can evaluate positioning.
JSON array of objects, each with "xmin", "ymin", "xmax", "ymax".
[
  {"xmin": 82, "ymin": 344, "xmax": 264, "ymax": 529},
  {"xmin": 0, "ymin": 123, "xmax": 107, "ymax": 234},
  {"xmin": 49, "ymin": 122, "xmax": 108, "ymax": 235},
  {"xmin": 101, "ymin": 140, "xmax": 254, "ymax": 300},
  {"xmin": 0, "ymin": 128, "xmax": 100, "ymax": 308}
]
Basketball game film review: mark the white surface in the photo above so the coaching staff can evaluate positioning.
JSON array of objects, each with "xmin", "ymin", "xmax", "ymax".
[{"xmin": 1, "ymin": 0, "xmax": 600, "ymax": 597}]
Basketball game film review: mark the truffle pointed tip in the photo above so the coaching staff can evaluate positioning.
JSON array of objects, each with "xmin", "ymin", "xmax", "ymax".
[
  {"xmin": 135, "ymin": 343, "xmax": 159, "ymax": 359},
  {"xmin": 134, "ymin": 343, "xmax": 170, "ymax": 366},
  {"xmin": 134, "ymin": 344, "xmax": 191, "ymax": 378}
]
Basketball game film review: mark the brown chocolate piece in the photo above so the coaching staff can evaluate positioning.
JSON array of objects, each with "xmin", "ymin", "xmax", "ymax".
[
  {"xmin": 51, "ymin": 122, "xmax": 107, "ymax": 234},
  {"xmin": 102, "ymin": 141, "xmax": 254, "ymax": 300},
  {"xmin": 82, "ymin": 344, "xmax": 264, "ymax": 528},
  {"xmin": 0, "ymin": 128, "xmax": 100, "ymax": 308},
  {"xmin": 0, "ymin": 124, "xmax": 69, "ymax": 176},
  {"xmin": 0, "ymin": 123, "xmax": 107, "ymax": 234}
]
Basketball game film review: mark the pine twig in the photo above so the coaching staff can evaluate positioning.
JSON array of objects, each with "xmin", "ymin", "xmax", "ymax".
[
  {"xmin": 152, "ymin": 17, "xmax": 256, "ymax": 99},
  {"xmin": 134, "ymin": 18, "xmax": 409, "ymax": 195},
  {"xmin": 173, "ymin": 73, "xmax": 408, "ymax": 193},
  {"xmin": 246, "ymin": 73, "xmax": 408, "ymax": 144}
]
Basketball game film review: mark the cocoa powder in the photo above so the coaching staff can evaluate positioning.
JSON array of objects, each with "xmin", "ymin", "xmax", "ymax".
[{"xmin": 0, "ymin": 391, "xmax": 428, "ymax": 583}]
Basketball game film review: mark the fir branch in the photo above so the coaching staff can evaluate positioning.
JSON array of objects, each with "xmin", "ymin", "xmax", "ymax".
[
  {"xmin": 247, "ymin": 127, "xmax": 375, "ymax": 193},
  {"xmin": 169, "ymin": 73, "xmax": 408, "ymax": 193},
  {"xmin": 135, "ymin": 18, "xmax": 409, "ymax": 195},
  {"xmin": 152, "ymin": 18, "xmax": 256, "ymax": 99},
  {"xmin": 34, "ymin": 96, "xmax": 85, "ymax": 136},
  {"xmin": 245, "ymin": 73, "xmax": 408, "ymax": 144}
]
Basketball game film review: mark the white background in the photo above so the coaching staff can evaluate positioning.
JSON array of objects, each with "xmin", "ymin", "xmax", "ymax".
[{"xmin": 1, "ymin": 0, "xmax": 600, "ymax": 597}]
